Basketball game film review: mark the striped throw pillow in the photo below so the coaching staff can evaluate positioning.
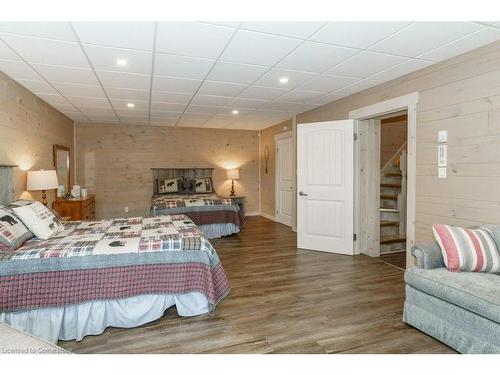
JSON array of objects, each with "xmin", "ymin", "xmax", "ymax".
[{"xmin": 432, "ymin": 224, "xmax": 500, "ymax": 273}]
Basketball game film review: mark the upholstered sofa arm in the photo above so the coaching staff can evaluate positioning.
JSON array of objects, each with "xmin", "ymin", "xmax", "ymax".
[{"xmin": 411, "ymin": 243, "xmax": 445, "ymax": 269}]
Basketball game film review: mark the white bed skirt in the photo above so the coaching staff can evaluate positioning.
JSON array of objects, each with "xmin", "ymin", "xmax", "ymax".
[
  {"xmin": 198, "ymin": 223, "xmax": 240, "ymax": 239},
  {"xmin": 0, "ymin": 292, "xmax": 210, "ymax": 344}
]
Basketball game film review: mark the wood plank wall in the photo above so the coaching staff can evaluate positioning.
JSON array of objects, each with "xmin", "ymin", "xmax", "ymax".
[
  {"xmin": 75, "ymin": 123, "xmax": 259, "ymax": 219},
  {"xmin": 0, "ymin": 71, "xmax": 74, "ymax": 207},
  {"xmin": 259, "ymin": 119, "xmax": 293, "ymax": 218},
  {"xmin": 293, "ymin": 40, "xmax": 500, "ymax": 243}
]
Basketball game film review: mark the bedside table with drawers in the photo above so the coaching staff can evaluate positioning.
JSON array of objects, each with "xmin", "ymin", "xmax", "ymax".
[
  {"xmin": 52, "ymin": 195, "xmax": 95, "ymax": 221},
  {"xmin": 229, "ymin": 196, "xmax": 246, "ymax": 219}
]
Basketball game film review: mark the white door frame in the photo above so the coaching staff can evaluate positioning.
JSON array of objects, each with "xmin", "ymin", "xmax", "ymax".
[
  {"xmin": 348, "ymin": 92, "xmax": 418, "ymax": 266},
  {"xmin": 275, "ymin": 131, "xmax": 293, "ymax": 225}
]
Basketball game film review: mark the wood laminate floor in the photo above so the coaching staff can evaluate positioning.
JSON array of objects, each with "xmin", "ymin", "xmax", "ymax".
[
  {"xmin": 380, "ymin": 251, "xmax": 406, "ymax": 269},
  {"xmin": 58, "ymin": 217, "xmax": 454, "ymax": 354}
]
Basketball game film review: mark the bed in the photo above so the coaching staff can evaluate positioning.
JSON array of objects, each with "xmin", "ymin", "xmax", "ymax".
[
  {"xmin": 150, "ymin": 168, "xmax": 243, "ymax": 239},
  {"xmin": 0, "ymin": 214, "xmax": 230, "ymax": 344}
]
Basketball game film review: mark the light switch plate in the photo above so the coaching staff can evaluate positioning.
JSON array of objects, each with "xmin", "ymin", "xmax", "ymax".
[
  {"xmin": 438, "ymin": 130, "xmax": 448, "ymax": 143},
  {"xmin": 438, "ymin": 144, "xmax": 447, "ymax": 166},
  {"xmin": 438, "ymin": 167, "xmax": 447, "ymax": 179}
]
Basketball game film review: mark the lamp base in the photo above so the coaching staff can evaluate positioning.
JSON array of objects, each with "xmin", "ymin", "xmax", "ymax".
[
  {"xmin": 230, "ymin": 180, "xmax": 236, "ymax": 197},
  {"xmin": 41, "ymin": 190, "xmax": 48, "ymax": 206}
]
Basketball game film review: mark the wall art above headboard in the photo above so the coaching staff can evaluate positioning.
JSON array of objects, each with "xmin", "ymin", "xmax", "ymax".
[
  {"xmin": 0, "ymin": 165, "xmax": 18, "ymax": 205},
  {"xmin": 151, "ymin": 168, "xmax": 214, "ymax": 195}
]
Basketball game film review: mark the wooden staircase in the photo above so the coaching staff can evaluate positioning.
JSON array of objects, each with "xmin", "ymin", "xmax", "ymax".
[{"xmin": 380, "ymin": 143, "xmax": 407, "ymax": 254}]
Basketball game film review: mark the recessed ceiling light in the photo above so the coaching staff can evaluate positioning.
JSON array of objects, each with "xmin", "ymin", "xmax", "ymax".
[
  {"xmin": 279, "ymin": 77, "xmax": 289, "ymax": 84},
  {"xmin": 232, "ymin": 110, "xmax": 239, "ymax": 115},
  {"xmin": 127, "ymin": 103, "xmax": 135, "ymax": 108},
  {"xmin": 116, "ymin": 58, "xmax": 128, "ymax": 67}
]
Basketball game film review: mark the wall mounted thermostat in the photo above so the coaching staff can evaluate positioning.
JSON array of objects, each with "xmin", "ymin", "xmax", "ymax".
[{"xmin": 438, "ymin": 130, "xmax": 448, "ymax": 143}]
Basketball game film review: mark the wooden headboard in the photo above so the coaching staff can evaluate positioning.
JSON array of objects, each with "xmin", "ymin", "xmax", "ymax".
[
  {"xmin": 151, "ymin": 168, "xmax": 214, "ymax": 195},
  {"xmin": 0, "ymin": 165, "xmax": 17, "ymax": 205}
]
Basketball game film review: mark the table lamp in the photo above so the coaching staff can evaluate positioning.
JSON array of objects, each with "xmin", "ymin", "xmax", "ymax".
[
  {"xmin": 226, "ymin": 168, "xmax": 240, "ymax": 197},
  {"xmin": 27, "ymin": 169, "xmax": 59, "ymax": 206}
]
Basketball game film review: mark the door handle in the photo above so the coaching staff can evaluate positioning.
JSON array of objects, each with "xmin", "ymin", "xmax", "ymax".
[{"xmin": 299, "ymin": 191, "xmax": 308, "ymax": 196}]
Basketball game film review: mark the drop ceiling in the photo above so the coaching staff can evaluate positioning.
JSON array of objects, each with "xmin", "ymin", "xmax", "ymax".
[{"xmin": 0, "ymin": 21, "xmax": 499, "ymax": 130}]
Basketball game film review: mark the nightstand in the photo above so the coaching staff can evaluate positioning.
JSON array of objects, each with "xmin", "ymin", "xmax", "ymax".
[
  {"xmin": 229, "ymin": 196, "xmax": 246, "ymax": 219},
  {"xmin": 52, "ymin": 195, "xmax": 95, "ymax": 221}
]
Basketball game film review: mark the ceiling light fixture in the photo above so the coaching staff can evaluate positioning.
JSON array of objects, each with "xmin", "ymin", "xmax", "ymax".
[
  {"xmin": 116, "ymin": 58, "xmax": 128, "ymax": 67},
  {"xmin": 127, "ymin": 103, "xmax": 135, "ymax": 108},
  {"xmin": 232, "ymin": 110, "xmax": 239, "ymax": 115},
  {"xmin": 279, "ymin": 77, "xmax": 289, "ymax": 84}
]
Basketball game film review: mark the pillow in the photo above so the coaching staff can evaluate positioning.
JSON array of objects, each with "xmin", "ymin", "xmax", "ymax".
[
  {"xmin": 432, "ymin": 224, "xmax": 500, "ymax": 273},
  {"xmin": 12, "ymin": 201, "xmax": 64, "ymax": 240},
  {"xmin": 194, "ymin": 178, "xmax": 213, "ymax": 193},
  {"xmin": 179, "ymin": 179, "xmax": 196, "ymax": 195},
  {"xmin": 157, "ymin": 179, "xmax": 179, "ymax": 194},
  {"xmin": 0, "ymin": 206, "xmax": 33, "ymax": 249}
]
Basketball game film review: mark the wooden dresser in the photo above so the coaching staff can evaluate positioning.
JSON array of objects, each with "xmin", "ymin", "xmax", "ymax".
[{"xmin": 52, "ymin": 195, "xmax": 95, "ymax": 221}]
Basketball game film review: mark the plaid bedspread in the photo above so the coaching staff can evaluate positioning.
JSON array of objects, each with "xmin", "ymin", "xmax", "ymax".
[
  {"xmin": 151, "ymin": 194, "xmax": 242, "ymax": 228},
  {"xmin": 0, "ymin": 215, "xmax": 230, "ymax": 312}
]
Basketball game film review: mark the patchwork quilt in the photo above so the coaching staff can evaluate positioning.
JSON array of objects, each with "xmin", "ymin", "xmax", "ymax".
[
  {"xmin": 0, "ymin": 215, "xmax": 230, "ymax": 312},
  {"xmin": 150, "ymin": 194, "xmax": 242, "ymax": 228}
]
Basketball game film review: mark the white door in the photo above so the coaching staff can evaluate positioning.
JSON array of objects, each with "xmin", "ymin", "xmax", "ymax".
[
  {"xmin": 297, "ymin": 120, "xmax": 355, "ymax": 255},
  {"xmin": 276, "ymin": 136, "xmax": 293, "ymax": 226}
]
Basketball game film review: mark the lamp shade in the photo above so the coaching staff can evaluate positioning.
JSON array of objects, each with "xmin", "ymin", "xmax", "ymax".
[
  {"xmin": 226, "ymin": 168, "xmax": 240, "ymax": 180},
  {"xmin": 27, "ymin": 170, "xmax": 59, "ymax": 191}
]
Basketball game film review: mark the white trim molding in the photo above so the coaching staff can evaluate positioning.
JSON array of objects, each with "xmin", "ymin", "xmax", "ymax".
[{"xmin": 349, "ymin": 92, "xmax": 419, "ymax": 267}]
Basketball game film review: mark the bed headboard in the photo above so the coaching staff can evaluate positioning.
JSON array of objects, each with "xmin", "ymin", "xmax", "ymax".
[
  {"xmin": 0, "ymin": 165, "xmax": 17, "ymax": 205},
  {"xmin": 151, "ymin": 168, "xmax": 214, "ymax": 195}
]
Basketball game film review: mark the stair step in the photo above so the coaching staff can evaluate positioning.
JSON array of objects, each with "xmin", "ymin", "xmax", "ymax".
[
  {"xmin": 380, "ymin": 208, "xmax": 398, "ymax": 213},
  {"xmin": 381, "ymin": 221, "xmax": 399, "ymax": 227},
  {"xmin": 380, "ymin": 194, "xmax": 397, "ymax": 200},
  {"xmin": 385, "ymin": 172, "xmax": 402, "ymax": 177},
  {"xmin": 381, "ymin": 183, "xmax": 402, "ymax": 188},
  {"xmin": 380, "ymin": 235, "xmax": 407, "ymax": 245}
]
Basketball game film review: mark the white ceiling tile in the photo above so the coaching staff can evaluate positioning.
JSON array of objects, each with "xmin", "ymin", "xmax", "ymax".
[
  {"xmin": 156, "ymin": 22, "xmax": 234, "ymax": 58},
  {"xmin": 152, "ymin": 75, "xmax": 201, "ymax": 93},
  {"xmin": 177, "ymin": 118, "xmax": 208, "ymax": 127},
  {"xmin": 220, "ymin": 30, "xmax": 302, "ymax": 66},
  {"xmin": 180, "ymin": 112, "xmax": 214, "ymax": 121},
  {"xmin": 207, "ymin": 61, "xmax": 269, "ymax": 84},
  {"xmin": 97, "ymin": 70, "xmax": 151, "ymax": 90},
  {"xmin": 150, "ymin": 102, "xmax": 186, "ymax": 113},
  {"xmin": 115, "ymin": 109, "xmax": 149, "ymax": 117},
  {"xmin": 297, "ymin": 74, "xmax": 358, "ymax": 92},
  {"xmin": 37, "ymin": 93, "xmax": 72, "ymax": 106},
  {"xmin": 254, "ymin": 68, "xmax": 317, "ymax": 89},
  {"xmin": 241, "ymin": 22, "xmax": 324, "ymax": 39},
  {"xmin": 0, "ymin": 40, "xmax": 21, "ymax": 61},
  {"xmin": 83, "ymin": 44, "xmax": 152, "ymax": 74},
  {"xmin": 78, "ymin": 106, "xmax": 115, "ymax": 115},
  {"xmin": 0, "ymin": 33, "xmax": 88, "ymax": 67},
  {"xmin": 150, "ymin": 91, "xmax": 192, "ymax": 104},
  {"xmin": 191, "ymin": 95, "xmax": 234, "ymax": 106},
  {"xmin": 369, "ymin": 22, "xmax": 483, "ymax": 57},
  {"xmin": 260, "ymin": 101, "xmax": 315, "ymax": 112},
  {"xmin": 198, "ymin": 81, "xmax": 246, "ymax": 96},
  {"xmin": 227, "ymin": 97, "xmax": 269, "ymax": 109},
  {"xmin": 0, "ymin": 22, "xmax": 76, "ymax": 41},
  {"xmin": 119, "ymin": 115, "xmax": 149, "ymax": 125},
  {"xmin": 369, "ymin": 59, "xmax": 433, "ymax": 81},
  {"xmin": 239, "ymin": 86, "xmax": 288, "ymax": 100},
  {"xmin": 0, "ymin": 60, "xmax": 40, "ymax": 80},
  {"xmin": 309, "ymin": 92, "xmax": 345, "ymax": 106},
  {"xmin": 111, "ymin": 99, "xmax": 149, "ymax": 111},
  {"xmin": 106, "ymin": 87, "xmax": 149, "ymax": 101},
  {"xmin": 52, "ymin": 82, "xmax": 105, "ymax": 98},
  {"xmin": 72, "ymin": 22, "xmax": 155, "ymax": 51},
  {"xmin": 67, "ymin": 96, "xmax": 110, "ymax": 108},
  {"xmin": 16, "ymin": 79, "xmax": 58, "ymax": 94},
  {"xmin": 87, "ymin": 114, "xmax": 120, "ymax": 122},
  {"xmin": 274, "ymin": 90, "xmax": 324, "ymax": 103},
  {"xmin": 418, "ymin": 27, "xmax": 500, "ymax": 62},
  {"xmin": 334, "ymin": 79, "xmax": 384, "ymax": 96},
  {"xmin": 184, "ymin": 104, "xmax": 222, "ymax": 115},
  {"xmin": 201, "ymin": 22, "xmax": 240, "ymax": 28},
  {"xmin": 33, "ymin": 64, "xmax": 99, "ymax": 85},
  {"xmin": 154, "ymin": 53, "xmax": 214, "ymax": 79},
  {"xmin": 310, "ymin": 22, "xmax": 410, "ymax": 49},
  {"xmin": 327, "ymin": 52, "xmax": 408, "ymax": 79},
  {"xmin": 202, "ymin": 114, "xmax": 237, "ymax": 129},
  {"xmin": 277, "ymin": 41, "xmax": 358, "ymax": 73}
]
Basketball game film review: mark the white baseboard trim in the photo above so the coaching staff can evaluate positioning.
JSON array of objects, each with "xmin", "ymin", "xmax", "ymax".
[
  {"xmin": 259, "ymin": 212, "xmax": 276, "ymax": 221},
  {"xmin": 245, "ymin": 211, "xmax": 260, "ymax": 217}
]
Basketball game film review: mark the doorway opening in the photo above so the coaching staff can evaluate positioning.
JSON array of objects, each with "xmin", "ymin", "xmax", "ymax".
[{"xmin": 379, "ymin": 113, "xmax": 408, "ymax": 269}]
